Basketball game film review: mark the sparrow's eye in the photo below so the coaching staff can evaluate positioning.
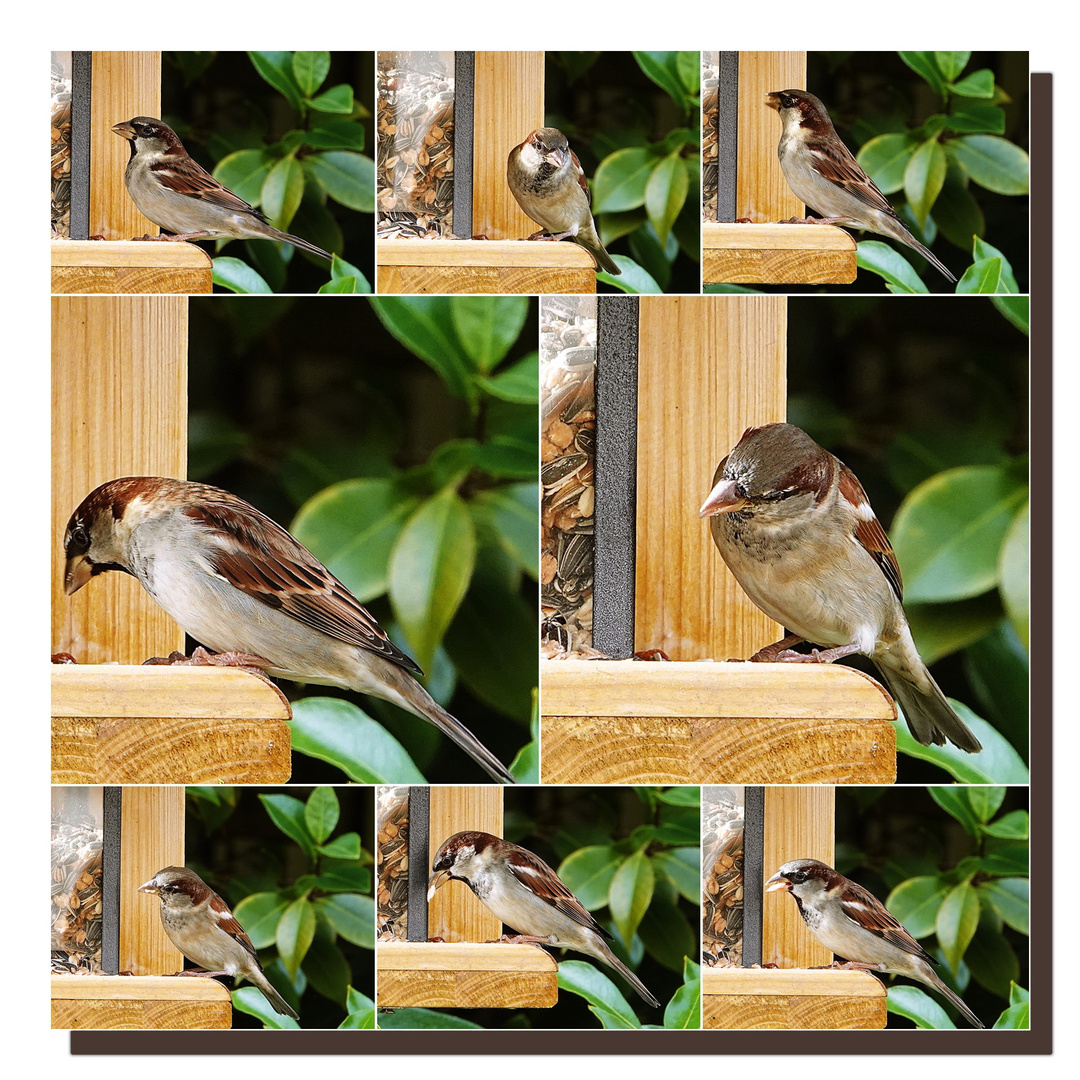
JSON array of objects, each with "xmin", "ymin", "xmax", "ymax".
[
  {"xmin": 781, "ymin": 94, "xmax": 794, "ymax": 108},
  {"xmin": 787, "ymin": 871, "xmax": 806, "ymax": 884},
  {"xmin": 68, "ymin": 524, "xmax": 90, "ymax": 552}
]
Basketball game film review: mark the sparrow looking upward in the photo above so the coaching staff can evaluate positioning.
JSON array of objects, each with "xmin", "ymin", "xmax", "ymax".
[
  {"xmin": 507, "ymin": 127, "xmax": 621, "ymax": 275},
  {"xmin": 766, "ymin": 90, "xmax": 956, "ymax": 282},
  {"xmin": 140, "ymin": 866, "xmax": 299, "ymax": 1020},
  {"xmin": 429, "ymin": 831, "xmax": 660, "ymax": 1007},
  {"xmin": 113, "ymin": 117, "xmax": 332, "ymax": 260},
  {"xmin": 700, "ymin": 422, "xmax": 982, "ymax": 753},
  {"xmin": 766, "ymin": 859, "xmax": 984, "ymax": 1028},
  {"xmin": 63, "ymin": 476, "xmax": 515, "ymax": 784}
]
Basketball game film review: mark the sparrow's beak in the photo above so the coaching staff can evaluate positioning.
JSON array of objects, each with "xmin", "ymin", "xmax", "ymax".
[
  {"xmin": 113, "ymin": 120, "xmax": 136, "ymax": 140},
  {"xmin": 764, "ymin": 872, "xmax": 790, "ymax": 893},
  {"xmin": 765, "ymin": 93, "xmax": 781, "ymax": 112},
  {"xmin": 138, "ymin": 880, "xmax": 159, "ymax": 894},
  {"xmin": 699, "ymin": 478, "xmax": 747, "ymax": 518},
  {"xmin": 549, "ymin": 147, "xmax": 566, "ymax": 169},
  {"xmin": 64, "ymin": 554, "xmax": 93, "ymax": 596},
  {"xmin": 427, "ymin": 869, "xmax": 451, "ymax": 902}
]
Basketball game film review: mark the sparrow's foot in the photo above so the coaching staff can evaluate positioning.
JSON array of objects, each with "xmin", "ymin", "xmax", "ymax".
[
  {"xmin": 749, "ymin": 635, "xmax": 805, "ymax": 662},
  {"xmin": 494, "ymin": 934, "xmax": 552, "ymax": 948},
  {"xmin": 770, "ymin": 642, "xmax": 862, "ymax": 664},
  {"xmin": 525, "ymin": 229, "xmax": 574, "ymax": 242},
  {"xmin": 132, "ymin": 231, "xmax": 212, "ymax": 243},
  {"xmin": 142, "ymin": 647, "xmax": 279, "ymax": 689},
  {"xmin": 175, "ymin": 968, "xmax": 230, "ymax": 978},
  {"xmin": 633, "ymin": 649, "xmax": 671, "ymax": 661}
]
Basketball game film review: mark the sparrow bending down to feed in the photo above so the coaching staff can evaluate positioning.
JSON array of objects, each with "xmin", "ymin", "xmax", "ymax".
[
  {"xmin": 429, "ymin": 831, "xmax": 660, "ymax": 1007},
  {"xmin": 766, "ymin": 859, "xmax": 984, "ymax": 1028},
  {"xmin": 140, "ymin": 866, "xmax": 299, "ymax": 1020},
  {"xmin": 113, "ymin": 117, "xmax": 332, "ymax": 260},
  {"xmin": 507, "ymin": 127, "xmax": 621, "ymax": 275},
  {"xmin": 63, "ymin": 476, "xmax": 514, "ymax": 783},
  {"xmin": 699, "ymin": 423, "xmax": 982, "ymax": 753},
  {"xmin": 766, "ymin": 90, "xmax": 955, "ymax": 282}
]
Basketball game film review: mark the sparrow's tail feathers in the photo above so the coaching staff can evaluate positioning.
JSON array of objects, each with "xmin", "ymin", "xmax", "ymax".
[
  {"xmin": 251, "ymin": 971, "xmax": 300, "ymax": 1020},
  {"xmin": 275, "ymin": 230, "xmax": 334, "ymax": 261},
  {"xmin": 928, "ymin": 972, "xmax": 985, "ymax": 1029},
  {"xmin": 577, "ymin": 224, "xmax": 622, "ymax": 276},
  {"xmin": 874, "ymin": 663, "xmax": 983, "ymax": 754},
  {"xmin": 897, "ymin": 229, "xmax": 956, "ymax": 283},
  {"xmin": 601, "ymin": 947, "xmax": 661, "ymax": 1008}
]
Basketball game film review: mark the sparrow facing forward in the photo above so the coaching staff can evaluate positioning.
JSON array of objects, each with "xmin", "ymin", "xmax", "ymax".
[
  {"xmin": 63, "ymin": 476, "xmax": 514, "ymax": 784},
  {"xmin": 113, "ymin": 117, "xmax": 332, "ymax": 260},
  {"xmin": 766, "ymin": 859, "xmax": 984, "ymax": 1028},
  {"xmin": 766, "ymin": 90, "xmax": 956, "ymax": 283},
  {"xmin": 428, "ymin": 831, "xmax": 660, "ymax": 1007},
  {"xmin": 140, "ymin": 866, "xmax": 299, "ymax": 1020},
  {"xmin": 507, "ymin": 127, "xmax": 621, "ymax": 275},
  {"xmin": 699, "ymin": 423, "xmax": 982, "ymax": 753}
]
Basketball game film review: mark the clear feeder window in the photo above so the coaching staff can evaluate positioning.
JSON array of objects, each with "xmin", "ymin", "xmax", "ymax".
[
  {"xmin": 702, "ymin": 52, "xmax": 718, "ymax": 222},
  {"xmin": 377, "ymin": 52, "xmax": 455, "ymax": 238},
  {"xmin": 377, "ymin": 785, "xmax": 410, "ymax": 941},
  {"xmin": 51, "ymin": 51, "xmax": 72, "ymax": 238},
  {"xmin": 702, "ymin": 785, "xmax": 744, "ymax": 965},
  {"xmin": 51, "ymin": 787, "xmax": 104, "ymax": 973}
]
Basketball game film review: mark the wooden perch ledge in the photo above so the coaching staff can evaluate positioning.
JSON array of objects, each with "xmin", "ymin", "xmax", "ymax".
[
  {"xmin": 541, "ymin": 660, "xmax": 897, "ymax": 784},
  {"xmin": 51, "ymin": 664, "xmax": 293, "ymax": 784},
  {"xmin": 703, "ymin": 223, "xmax": 857, "ymax": 285},
  {"xmin": 377, "ymin": 941, "xmax": 559, "ymax": 1009},
  {"xmin": 51, "ymin": 974, "xmax": 233, "ymax": 1029},
  {"xmin": 51, "ymin": 240, "xmax": 213, "ymax": 294}
]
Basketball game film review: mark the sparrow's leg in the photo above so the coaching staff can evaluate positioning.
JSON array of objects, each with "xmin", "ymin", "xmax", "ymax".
[
  {"xmin": 748, "ymin": 635, "xmax": 805, "ymax": 662},
  {"xmin": 495, "ymin": 933, "xmax": 555, "ymax": 948},
  {"xmin": 175, "ymin": 968, "xmax": 231, "ymax": 978},
  {"xmin": 133, "ymin": 231, "xmax": 215, "ymax": 243},
  {"xmin": 770, "ymin": 642, "xmax": 863, "ymax": 664},
  {"xmin": 777, "ymin": 216, "xmax": 851, "ymax": 227},
  {"xmin": 141, "ymin": 647, "xmax": 284, "ymax": 698},
  {"xmin": 525, "ymin": 229, "xmax": 575, "ymax": 242}
]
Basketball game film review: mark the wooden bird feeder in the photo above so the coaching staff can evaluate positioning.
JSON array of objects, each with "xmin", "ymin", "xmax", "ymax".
[
  {"xmin": 540, "ymin": 295, "xmax": 897, "ymax": 784},
  {"xmin": 375, "ymin": 51, "xmax": 596, "ymax": 295},
  {"xmin": 51, "ymin": 786, "xmax": 232, "ymax": 1029},
  {"xmin": 701, "ymin": 51, "xmax": 856, "ymax": 286},
  {"xmin": 50, "ymin": 51, "xmax": 213, "ymax": 294},
  {"xmin": 701, "ymin": 786, "xmax": 887, "ymax": 1029},
  {"xmin": 51, "ymin": 295, "xmax": 292, "ymax": 784},
  {"xmin": 375, "ymin": 786, "xmax": 558, "ymax": 1010}
]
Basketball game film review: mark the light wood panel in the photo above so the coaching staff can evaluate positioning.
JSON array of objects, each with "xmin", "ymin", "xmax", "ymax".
[
  {"xmin": 51, "ymin": 975, "xmax": 232, "ymax": 1029},
  {"xmin": 51, "ymin": 239, "xmax": 213, "ymax": 294},
  {"xmin": 702, "ymin": 222, "xmax": 857, "ymax": 285}
]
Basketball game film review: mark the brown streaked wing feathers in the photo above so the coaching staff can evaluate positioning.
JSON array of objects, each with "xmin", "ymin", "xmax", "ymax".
[
  {"xmin": 209, "ymin": 893, "xmax": 260, "ymax": 963},
  {"xmin": 807, "ymin": 137, "xmax": 897, "ymax": 217},
  {"xmin": 506, "ymin": 848, "xmax": 612, "ymax": 939},
  {"xmin": 569, "ymin": 149, "xmax": 592, "ymax": 208},
  {"xmin": 839, "ymin": 879, "xmax": 936, "ymax": 963},
  {"xmin": 838, "ymin": 464, "xmax": 903, "ymax": 602},
  {"xmin": 150, "ymin": 156, "xmax": 270, "ymax": 222}
]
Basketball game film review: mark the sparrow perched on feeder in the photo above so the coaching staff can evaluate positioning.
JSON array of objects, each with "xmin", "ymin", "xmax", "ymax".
[
  {"xmin": 429, "ymin": 831, "xmax": 660, "ymax": 1007},
  {"xmin": 765, "ymin": 90, "xmax": 956, "ymax": 282},
  {"xmin": 766, "ymin": 859, "xmax": 984, "ymax": 1028},
  {"xmin": 62, "ymin": 476, "xmax": 514, "ymax": 784},
  {"xmin": 507, "ymin": 127, "xmax": 621, "ymax": 275},
  {"xmin": 699, "ymin": 423, "xmax": 982, "ymax": 753},
  {"xmin": 113, "ymin": 117, "xmax": 332, "ymax": 260},
  {"xmin": 140, "ymin": 866, "xmax": 299, "ymax": 1020}
]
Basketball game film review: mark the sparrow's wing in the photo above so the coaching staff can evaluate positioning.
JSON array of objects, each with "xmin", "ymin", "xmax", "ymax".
[
  {"xmin": 568, "ymin": 148, "xmax": 593, "ymax": 208},
  {"xmin": 209, "ymin": 892, "xmax": 261, "ymax": 964},
  {"xmin": 149, "ymin": 155, "xmax": 271, "ymax": 223},
  {"xmin": 805, "ymin": 134, "xmax": 899, "ymax": 218},
  {"xmin": 183, "ymin": 492, "xmax": 422, "ymax": 674},
  {"xmin": 838, "ymin": 879, "xmax": 936, "ymax": 963},
  {"xmin": 505, "ymin": 847, "xmax": 613, "ymax": 939},
  {"xmin": 838, "ymin": 464, "xmax": 904, "ymax": 602}
]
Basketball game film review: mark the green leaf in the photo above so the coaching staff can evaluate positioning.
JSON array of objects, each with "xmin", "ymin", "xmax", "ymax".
[
  {"xmin": 637, "ymin": 893, "xmax": 696, "ymax": 973},
  {"xmin": 899, "ymin": 52, "xmax": 949, "ymax": 98},
  {"xmin": 315, "ymin": 860, "xmax": 372, "ymax": 893},
  {"xmin": 232, "ymin": 891, "xmax": 293, "ymax": 950},
  {"xmin": 857, "ymin": 132, "xmax": 918, "ymax": 194},
  {"xmin": 313, "ymin": 893, "xmax": 375, "ymax": 949},
  {"xmin": 388, "ymin": 488, "xmax": 477, "ymax": 671},
  {"xmin": 307, "ymin": 84, "xmax": 354, "ymax": 115},
  {"xmin": 949, "ymin": 135, "xmax": 1029, "ymax": 194},
  {"xmin": 957, "ymin": 257, "xmax": 1007, "ymax": 294},
  {"xmin": 896, "ymin": 707, "xmax": 1028, "ymax": 783},
  {"xmin": 277, "ymin": 896, "xmax": 317, "ymax": 978},
  {"xmin": 981, "ymin": 810, "xmax": 1028, "ymax": 840},
  {"xmin": 477, "ymin": 353, "xmax": 539, "ymax": 405},
  {"xmin": 965, "ymin": 917, "xmax": 1019, "ymax": 998},
  {"xmin": 933, "ymin": 165, "xmax": 985, "ymax": 249},
  {"xmin": 976, "ymin": 878, "xmax": 1028, "ymax": 934},
  {"xmin": 558, "ymin": 845, "xmax": 621, "ymax": 909},
  {"xmin": 994, "ymin": 1001, "xmax": 1030, "ymax": 1029},
  {"xmin": 949, "ymin": 68, "xmax": 995, "ymax": 99},
  {"xmin": 886, "ymin": 984, "xmax": 956, "ymax": 1029},
  {"xmin": 1011, "ymin": 982, "xmax": 1029, "ymax": 1005},
  {"xmin": 340, "ymin": 987, "xmax": 376, "ymax": 1029},
  {"xmin": 557, "ymin": 959, "xmax": 640, "ymax": 1025},
  {"xmin": 890, "ymin": 464, "xmax": 1028, "ymax": 602},
  {"xmin": 232, "ymin": 985, "xmax": 300, "ymax": 1029},
  {"xmin": 993, "ymin": 296, "xmax": 1029, "ymax": 335},
  {"xmin": 936, "ymin": 881, "xmax": 980, "ymax": 973},
  {"xmin": 317, "ymin": 832, "xmax": 362, "ymax": 860},
  {"xmin": 644, "ymin": 150, "xmax": 689, "ymax": 246},
  {"xmin": 592, "ymin": 147, "xmax": 659, "ymax": 213},
  {"xmin": 664, "ymin": 976, "xmax": 701, "ymax": 1029},
  {"xmin": 308, "ymin": 151, "xmax": 375, "ymax": 212},
  {"xmin": 934, "ymin": 52, "xmax": 970, "ymax": 82},
  {"xmin": 903, "ymin": 138, "xmax": 947, "ymax": 228},
  {"xmin": 304, "ymin": 786, "xmax": 339, "ymax": 844},
  {"xmin": 979, "ymin": 840, "xmax": 1029, "ymax": 876},
  {"xmin": 886, "ymin": 876, "xmax": 950, "ymax": 939},
  {"xmin": 470, "ymin": 486, "xmax": 539, "ymax": 579},
  {"xmin": 462, "ymin": 436, "xmax": 536, "ymax": 479},
  {"xmin": 301, "ymin": 932, "xmax": 351, "ymax": 1006},
  {"xmin": 292, "ymin": 478, "xmax": 420, "ymax": 603},
  {"xmin": 211, "ymin": 257, "xmax": 272, "ymax": 294},
  {"xmin": 378, "ymin": 1008, "xmax": 483, "ymax": 1029},
  {"xmin": 928, "ymin": 788, "xmax": 982, "ymax": 836},
  {"xmin": 608, "ymin": 851, "xmax": 655, "ymax": 948},
  {"xmin": 247, "ymin": 51, "xmax": 304, "ymax": 111},
  {"xmin": 968, "ymin": 787, "xmax": 1007, "ymax": 824},
  {"xmin": 304, "ymin": 122, "xmax": 368, "ymax": 151},
  {"xmin": 999, "ymin": 503, "xmax": 1029, "ymax": 648},
  {"xmin": 292, "ymin": 51, "xmax": 330, "ymax": 97},
  {"xmin": 259, "ymin": 794, "xmax": 316, "ymax": 856},
  {"xmin": 972, "ymin": 237, "xmax": 1019, "ymax": 292},
  {"xmin": 651, "ymin": 849, "xmax": 700, "ymax": 904},
  {"xmin": 597, "ymin": 257, "xmax": 663, "ymax": 293},
  {"xmin": 633, "ymin": 51, "xmax": 691, "ymax": 109},
  {"xmin": 318, "ymin": 274, "xmax": 358, "ymax": 293},
  {"xmin": 855, "ymin": 241, "xmax": 929, "ymax": 293},
  {"xmin": 213, "ymin": 148, "xmax": 274, "ymax": 204},
  {"xmin": 905, "ymin": 592, "xmax": 1005, "ymax": 666},
  {"xmin": 450, "ymin": 296, "xmax": 529, "ymax": 374},
  {"xmin": 291, "ymin": 696, "xmax": 426, "ymax": 783},
  {"xmin": 964, "ymin": 620, "xmax": 1029, "ymax": 746},
  {"xmin": 947, "ymin": 103, "xmax": 1006, "ymax": 135}
]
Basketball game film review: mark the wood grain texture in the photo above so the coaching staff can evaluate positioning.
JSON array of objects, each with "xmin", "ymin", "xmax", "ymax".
[
  {"xmin": 377, "ymin": 943, "xmax": 558, "ymax": 1009},
  {"xmin": 428, "ymin": 788, "xmax": 503, "ymax": 943},
  {"xmin": 51, "ymin": 240, "xmax": 213, "ymax": 294},
  {"xmin": 52, "ymin": 296, "xmax": 187, "ymax": 665},
  {"xmin": 51, "ymin": 975, "xmax": 232, "ymax": 1029},
  {"xmin": 763, "ymin": 787, "xmax": 835, "ymax": 969},
  {"xmin": 119, "ymin": 788, "xmax": 185, "ymax": 977},
  {"xmin": 89, "ymin": 52, "xmax": 162, "ymax": 241},
  {"xmin": 702, "ymin": 222, "xmax": 857, "ymax": 284},
  {"xmin": 702, "ymin": 967, "xmax": 886, "ymax": 1029},
  {"xmin": 736, "ymin": 52, "xmax": 806, "ymax": 222},
  {"xmin": 635, "ymin": 296, "xmax": 787, "ymax": 661},
  {"xmin": 472, "ymin": 52, "xmax": 545, "ymax": 240}
]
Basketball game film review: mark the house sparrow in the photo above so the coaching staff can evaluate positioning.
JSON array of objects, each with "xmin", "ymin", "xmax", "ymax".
[
  {"xmin": 63, "ymin": 476, "xmax": 514, "ymax": 784},
  {"xmin": 766, "ymin": 859, "xmax": 984, "ymax": 1028},
  {"xmin": 113, "ymin": 117, "xmax": 332, "ymax": 261},
  {"xmin": 507, "ymin": 127, "xmax": 621, "ymax": 275},
  {"xmin": 140, "ymin": 866, "xmax": 299, "ymax": 1020},
  {"xmin": 429, "ymin": 831, "xmax": 660, "ymax": 1007},
  {"xmin": 699, "ymin": 423, "xmax": 982, "ymax": 753},
  {"xmin": 766, "ymin": 90, "xmax": 956, "ymax": 283}
]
